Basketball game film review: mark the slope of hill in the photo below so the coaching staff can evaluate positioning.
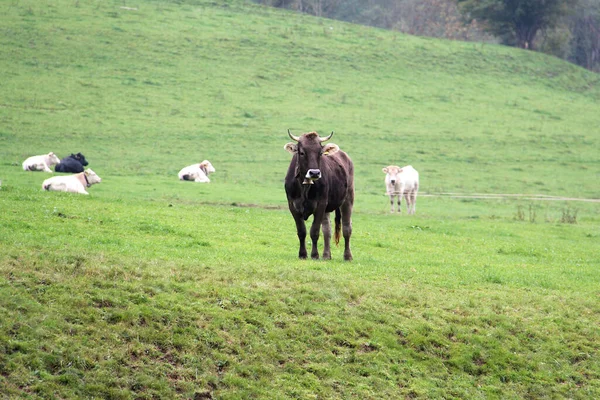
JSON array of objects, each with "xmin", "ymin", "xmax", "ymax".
[{"xmin": 1, "ymin": 0, "xmax": 599, "ymax": 206}]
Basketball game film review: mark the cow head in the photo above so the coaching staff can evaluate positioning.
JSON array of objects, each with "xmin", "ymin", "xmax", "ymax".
[
  {"xmin": 71, "ymin": 153, "xmax": 89, "ymax": 166},
  {"xmin": 77, "ymin": 153, "xmax": 89, "ymax": 166},
  {"xmin": 84, "ymin": 169, "xmax": 102, "ymax": 185},
  {"xmin": 383, "ymin": 165, "xmax": 403, "ymax": 186},
  {"xmin": 199, "ymin": 160, "xmax": 216, "ymax": 174},
  {"xmin": 285, "ymin": 130, "xmax": 339, "ymax": 184},
  {"xmin": 48, "ymin": 152, "xmax": 61, "ymax": 165}
]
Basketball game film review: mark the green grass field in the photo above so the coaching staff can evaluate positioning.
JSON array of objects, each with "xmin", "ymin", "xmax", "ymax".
[{"xmin": 1, "ymin": 0, "xmax": 599, "ymax": 398}]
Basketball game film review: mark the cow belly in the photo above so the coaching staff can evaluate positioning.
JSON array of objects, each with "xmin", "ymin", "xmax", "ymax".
[{"xmin": 47, "ymin": 178, "xmax": 81, "ymax": 193}]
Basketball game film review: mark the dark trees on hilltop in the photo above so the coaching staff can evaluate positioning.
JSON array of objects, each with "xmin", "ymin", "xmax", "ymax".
[
  {"xmin": 254, "ymin": 0, "xmax": 600, "ymax": 72},
  {"xmin": 459, "ymin": 0, "xmax": 577, "ymax": 50},
  {"xmin": 569, "ymin": 0, "xmax": 600, "ymax": 71}
]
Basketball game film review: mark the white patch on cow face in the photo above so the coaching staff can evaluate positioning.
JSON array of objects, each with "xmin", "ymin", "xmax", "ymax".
[
  {"xmin": 322, "ymin": 143, "xmax": 339, "ymax": 156},
  {"xmin": 284, "ymin": 143, "xmax": 297, "ymax": 154},
  {"xmin": 304, "ymin": 169, "xmax": 321, "ymax": 182}
]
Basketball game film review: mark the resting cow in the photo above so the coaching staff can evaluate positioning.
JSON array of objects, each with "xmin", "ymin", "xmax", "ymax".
[
  {"xmin": 42, "ymin": 169, "xmax": 102, "ymax": 195},
  {"xmin": 284, "ymin": 130, "xmax": 354, "ymax": 261},
  {"xmin": 55, "ymin": 153, "xmax": 89, "ymax": 173},
  {"xmin": 22, "ymin": 152, "xmax": 60, "ymax": 172},
  {"xmin": 178, "ymin": 160, "xmax": 215, "ymax": 183},
  {"xmin": 383, "ymin": 165, "xmax": 419, "ymax": 214}
]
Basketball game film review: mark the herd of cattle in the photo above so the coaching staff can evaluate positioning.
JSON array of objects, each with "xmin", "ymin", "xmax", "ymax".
[
  {"xmin": 20, "ymin": 152, "xmax": 217, "ymax": 194},
  {"xmin": 18, "ymin": 131, "xmax": 419, "ymax": 260},
  {"xmin": 22, "ymin": 152, "xmax": 102, "ymax": 195}
]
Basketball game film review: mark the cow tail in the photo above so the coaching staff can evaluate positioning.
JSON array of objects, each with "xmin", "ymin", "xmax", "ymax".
[
  {"xmin": 334, "ymin": 208, "xmax": 341, "ymax": 246},
  {"xmin": 43, "ymin": 183, "xmax": 51, "ymax": 191}
]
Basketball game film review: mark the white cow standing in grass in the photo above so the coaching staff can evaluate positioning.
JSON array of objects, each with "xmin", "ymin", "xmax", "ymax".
[
  {"xmin": 22, "ymin": 152, "xmax": 61, "ymax": 172},
  {"xmin": 178, "ymin": 160, "xmax": 216, "ymax": 183},
  {"xmin": 42, "ymin": 169, "xmax": 102, "ymax": 194},
  {"xmin": 383, "ymin": 165, "xmax": 419, "ymax": 214}
]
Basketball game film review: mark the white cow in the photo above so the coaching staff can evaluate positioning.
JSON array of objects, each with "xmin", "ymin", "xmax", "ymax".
[
  {"xmin": 383, "ymin": 165, "xmax": 419, "ymax": 214},
  {"xmin": 178, "ymin": 160, "xmax": 216, "ymax": 183},
  {"xmin": 42, "ymin": 169, "xmax": 102, "ymax": 195},
  {"xmin": 22, "ymin": 152, "xmax": 61, "ymax": 172}
]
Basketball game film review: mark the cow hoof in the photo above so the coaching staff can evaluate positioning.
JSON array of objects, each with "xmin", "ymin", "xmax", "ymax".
[{"xmin": 322, "ymin": 254, "xmax": 331, "ymax": 260}]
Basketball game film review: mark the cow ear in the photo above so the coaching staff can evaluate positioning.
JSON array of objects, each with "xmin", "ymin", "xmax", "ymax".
[
  {"xmin": 284, "ymin": 143, "xmax": 297, "ymax": 154},
  {"xmin": 382, "ymin": 167, "xmax": 388, "ymax": 173},
  {"xmin": 322, "ymin": 143, "xmax": 339, "ymax": 156}
]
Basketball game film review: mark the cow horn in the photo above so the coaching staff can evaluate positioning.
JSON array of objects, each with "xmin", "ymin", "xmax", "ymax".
[
  {"xmin": 288, "ymin": 129, "xmax": 300, "ymax": 142},
  {"xmin": 319, "ymin": 131, "xmax": 334, "ymax": 142}
]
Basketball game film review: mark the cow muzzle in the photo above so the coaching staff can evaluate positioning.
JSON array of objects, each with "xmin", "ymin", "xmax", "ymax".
[{"xmin": 303, "ymin": 169, "xmax": 321, "ymax": 185}]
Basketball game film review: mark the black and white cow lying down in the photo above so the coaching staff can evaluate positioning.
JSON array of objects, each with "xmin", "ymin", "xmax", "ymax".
[
  {"xmin": 55, "ymin": 153, "xmax": 89, "ymax": 173},
  {"xmin": 178, "ymin": 160, "xmax": 216, "ymax": 183},
  {"xmin": 22, "ymin": 152, "xmax": 61, "ymax": 172}
]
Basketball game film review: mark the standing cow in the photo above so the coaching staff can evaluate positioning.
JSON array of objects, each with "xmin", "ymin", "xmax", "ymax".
[
  {"xmin": 383, "ymin": 165, "xmax": 419, "ymax": 214},
  {"xmin": 284, "ymin": 130, "xmax": 354, "ymax": 261},
  {"xmin": 22, "ymin": 152, "xmax": 61, "ymax": 172}
]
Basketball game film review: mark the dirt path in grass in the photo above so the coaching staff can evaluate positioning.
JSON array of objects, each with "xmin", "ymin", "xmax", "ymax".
[{"xmin": 419, "ymin": 193, "xmax": 600, "ymax": 203}]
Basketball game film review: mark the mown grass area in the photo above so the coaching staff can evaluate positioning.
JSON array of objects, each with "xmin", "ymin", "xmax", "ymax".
[
  {"xmin": 1, "ymin": 0, "xmax": 600, "ymax": 398},
  {"xmin": 1, "ymin": 187, "xmax": 599, "ymax": 398}
]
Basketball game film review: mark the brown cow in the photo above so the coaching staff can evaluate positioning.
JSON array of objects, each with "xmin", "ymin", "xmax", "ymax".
[{"xmin": 284, "ymin": 130, "xmax": 354, "ymax": 261}]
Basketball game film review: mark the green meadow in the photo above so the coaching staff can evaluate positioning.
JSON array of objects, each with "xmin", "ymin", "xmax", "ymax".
[{"xmin": 1, "ymin": 0, "xmax": 599, "ymax": 398}]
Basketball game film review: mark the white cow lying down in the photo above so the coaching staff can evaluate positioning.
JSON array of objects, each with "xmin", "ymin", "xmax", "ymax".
[
  {"xmin": 383, "ymin": 165, "xmax": 419, "ymax": 214},
  {"xmin": 178, "ymin": 160, "xmax": 216, "ymax": 183},
  {"xmin": 42, "ymin": 169, "xmax": 102, "ymax": 195},
  {"xmin": 22, "ymin": 152, "xmax": 61, "ymax": 172}
]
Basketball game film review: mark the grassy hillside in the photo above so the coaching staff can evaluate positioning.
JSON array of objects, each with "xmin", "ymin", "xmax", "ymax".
[
  {"xmin": 2, "ymin": 0, "xmax": 600, "ymax": 205},
  {"xmin": 1, "ymin": 0, "xmax": 599, "ymax": 398}
]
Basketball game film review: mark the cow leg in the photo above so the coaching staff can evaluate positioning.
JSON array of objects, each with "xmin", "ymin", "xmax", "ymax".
[
  {"xmin": 340, "ymin": 203, "xmax": 353, "ymax": 261},
  {"xmin": 292, "ymin": 213, "xmax": 308, "ymax": 259},
  {"xmin": 309, "ymin": 211, "xmax": 325, "ymax": 260},
  {"xmin": 389, "ymin": 194, "xmax": 395, "ymax": 213},
  {"xmin": 411, "ymin": 190, "xmax": 417, "ymax": 214},
  {"xmin": 404, "ymin": 192, "xmax": 411, "ymax": 214},
  {"xmin": 321, "ymin": 213, "xmax": 332, "ymax": 260},
  {"xmin": 411, "ymin": 187, "xmax": 418, "ymax": 214},
  {"xmin": 397, "ymin": 193, "xmax": 402, "ymax": 213}
]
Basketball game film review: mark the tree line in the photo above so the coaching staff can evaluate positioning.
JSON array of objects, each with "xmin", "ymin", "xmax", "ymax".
[{"xmin": 253, "ymin": 0, "xmax": 600, "ymax": 72}]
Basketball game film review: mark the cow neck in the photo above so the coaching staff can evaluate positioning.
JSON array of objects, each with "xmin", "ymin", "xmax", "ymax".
[
  {"xmin": 83, "ymin": 173, "xmax": 90, "ymax": 187},
  {"xmin": 199, "ymin": 164, "xmax": 208, "ymax": 176},
  {"xmin": 299, "ymin": 178, "xmax": 312, "ymax": 202}
]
